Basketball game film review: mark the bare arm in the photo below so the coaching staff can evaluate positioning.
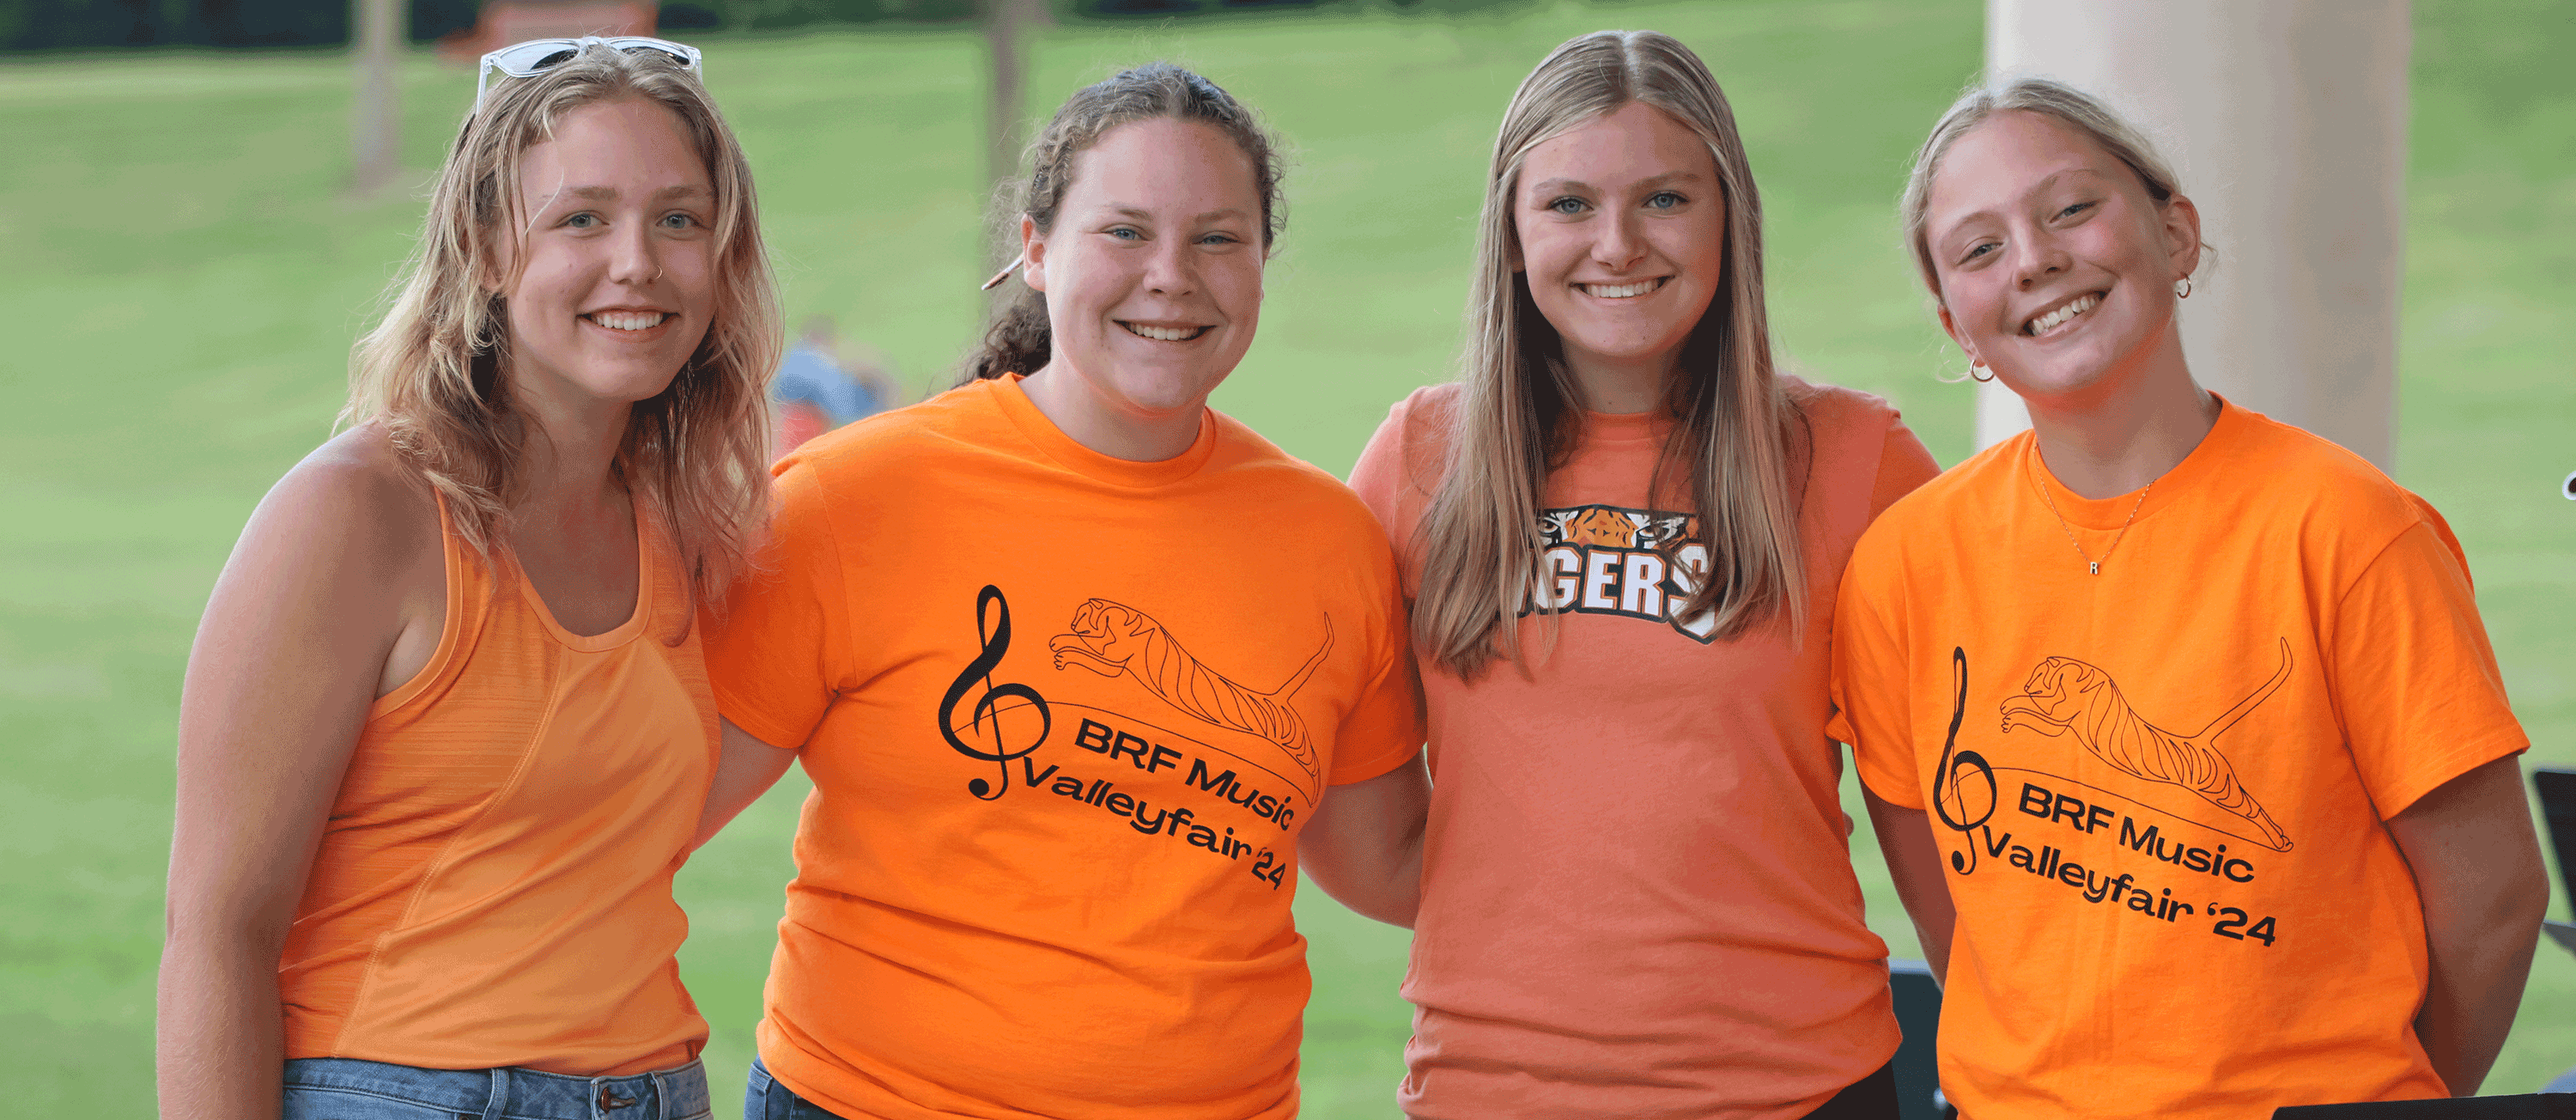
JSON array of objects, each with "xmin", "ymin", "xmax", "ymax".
[
  {"xmin": 159, "ymin": 439, "xmax": 436, "ymax": 1120},
  {"xmin": 2385, "ymin": 755, "xmax": 2548, "ymax": 1096},
  {"xmin": 692, "ymin": 717, "xmax": 800, "ymax": 850},
  {"xmin": 1297, "ymin": 753, "xmax": 1431, "ymax": 928},
  {"xmin": 1865, "ymin": 789, "xmax": 1959, "ymax": 988}
]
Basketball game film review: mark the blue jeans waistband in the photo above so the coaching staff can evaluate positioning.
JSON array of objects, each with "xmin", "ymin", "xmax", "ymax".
[{"xmin": 283, "ymin": 1056, "xmax": 711, "ymax": 1120}]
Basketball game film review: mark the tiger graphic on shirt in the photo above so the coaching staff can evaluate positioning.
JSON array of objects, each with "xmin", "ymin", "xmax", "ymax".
[
  {"xmin": 1521, "ymin": 503, "xmax": 1720, "ymax": 642},
  {"xmin": 1049, "ymin": 600, "xmax": 1328, "ymax": 786},
  {"xmin": 2000, "ymin": 640, "xmax": 2295, "ymax": 851}
]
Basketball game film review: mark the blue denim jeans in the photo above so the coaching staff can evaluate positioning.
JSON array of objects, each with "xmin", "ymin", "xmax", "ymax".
[
  {"xmin": 282, "ymin": 1056, "xmax": 712, "ymax": 1120},
  {"xmin": 742, "ymin": 1058, "xmax": 845, "ymax": 1120}
]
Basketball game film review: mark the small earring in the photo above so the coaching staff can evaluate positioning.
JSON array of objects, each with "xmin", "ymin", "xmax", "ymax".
[
  {"xmin": 1969, "ymin": 362, "xmax": 1996, "ymax": 383},
  {"xmin": 653, "ymin": 265, "xmax": 665, "ymax": 283},
  {"xmin": 2173, "ymin": 276, "xmax": 2192, "ymax": 299}
]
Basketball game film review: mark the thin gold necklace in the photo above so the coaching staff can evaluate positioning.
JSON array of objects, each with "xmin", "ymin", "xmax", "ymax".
[{"xmin": 2036, "ymin": 466, "xmax": 2152, "ymax": 576}]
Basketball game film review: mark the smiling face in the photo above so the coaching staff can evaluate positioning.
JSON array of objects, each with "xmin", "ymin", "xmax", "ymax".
[
  {"xmin": 1511, "ymin": 100, "xmax": 1728, "ymax": 404},
  {"xmin": 1021, "ymin": 116, "xmax": 1266, "ymax": 431},
  {"xmin": 1923, "ymin": 110, "xmax": 2201, "ymax": 405},
  {"xmin": 494, "ymin": 96, "xmax": 718, "ymax": 412}
]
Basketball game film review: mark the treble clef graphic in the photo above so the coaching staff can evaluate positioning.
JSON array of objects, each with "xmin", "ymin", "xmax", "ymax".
[
  {"xmin": 1931, "ymin": 646, "xmax": 1996, "ymax": 873},
  {"xmin": 937, "ymin": 584, "xmax": 1052, "ymax": 800}
]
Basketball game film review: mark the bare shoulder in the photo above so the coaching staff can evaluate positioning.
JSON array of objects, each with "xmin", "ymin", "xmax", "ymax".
[
  {"xmin": 269, "ymin": 426, "xmax": 438, "ymax": 549},
  {"xmin": 228, "ymin": 425, "xmax": 442, "ymax": 611}
]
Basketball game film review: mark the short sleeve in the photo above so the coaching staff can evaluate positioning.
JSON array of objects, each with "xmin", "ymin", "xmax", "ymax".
[
  {"xmin": 1830, "ymin": 531, "xmax": 1923, "ymax": 809},
  {"xmin": 2331, "ymin": 520, "xmax": 2527, "ymax": 819},
  {"xmin": 1869, "ymin": 416, "xmax": 1942, "ymax": 520},
  {"xmin": 702, "ymin": 461, "xmax": 854, "ymax": 750},
  {"xmin": 1346, "ymin": 396, "xmax": 1422, "ymax": 552},
  {"xmin": 1323, "ymin": 549, "xmax": 1427, "ymax": 786}
]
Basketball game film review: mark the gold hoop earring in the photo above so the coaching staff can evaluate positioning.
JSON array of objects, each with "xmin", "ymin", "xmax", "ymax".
[
  {"xmin": 1969, "ymin": 362, "xmax": 1996, "ymax": 383},
  {"xmin": 2173, "ymin": 277, "xmax": 2192, "ymax": 299}
]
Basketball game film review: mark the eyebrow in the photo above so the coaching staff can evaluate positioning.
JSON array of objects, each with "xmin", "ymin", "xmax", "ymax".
[
  {"xmin": 547, "ymin": 184, "xmax": 713, "ymax": 204},
  {"xmin": 1526, "ymin": 170, "xmax": 1708, "ymax": 196},
  {"xmin": 1100, "ymin": 204, "xmax": 1252, "ymax": 223},
  {"xmin": 1935, "ymin": 167, "xmax": 2108, "ymax": 237}
]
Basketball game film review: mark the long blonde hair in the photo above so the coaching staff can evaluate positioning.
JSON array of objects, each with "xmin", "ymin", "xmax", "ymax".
[
  {"xmin": 1412, "ymin": 29, "xmax": 1807, "ymax": 678},
  {"xmin": 343, "ymin": 42, "xmax": 781, "ymax": 609}
]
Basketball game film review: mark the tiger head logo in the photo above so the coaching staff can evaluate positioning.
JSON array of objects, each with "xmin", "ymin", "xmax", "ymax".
[{"xmin": 1564, "ymin": 507, "xmax": 1641, "ymax": 547}]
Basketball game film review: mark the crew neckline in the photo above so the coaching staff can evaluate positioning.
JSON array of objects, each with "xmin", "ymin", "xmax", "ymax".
[
  {"xmin": 1579, "ymin": 407, "xmax": 1671, "ymax": 446},
  {"xmin": 2020, "ymin": 393, "xmax": 2243, "ymax": 532},
  {"xmin": 987, "ymin": 373, "xmax": 1218, "ymax": 489}
]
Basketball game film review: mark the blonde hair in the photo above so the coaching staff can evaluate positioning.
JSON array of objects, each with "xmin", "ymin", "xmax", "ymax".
[
  {"xmin": 1412, "ymin": 29, "xmax": 1807, "ymax": 678},
  {"xmin": 1899, "ymin": 77, "xmax": 2184, "ymax": 301},
  {"xmin": 343, "ymin": 43, "xmax": 781, "ymax": 609}
]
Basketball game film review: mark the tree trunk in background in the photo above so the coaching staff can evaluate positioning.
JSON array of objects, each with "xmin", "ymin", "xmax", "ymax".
[
  {"xmin": 983, "ymin": 0, "xmax": 1042, "ymax": 283},
  {"xmin": 1978, "ymin": 0, "xmax": 2409, "ymax": 472},
  {"xmin": 350, "ymin": 0, "xmax": 402, "ymax": 196}
]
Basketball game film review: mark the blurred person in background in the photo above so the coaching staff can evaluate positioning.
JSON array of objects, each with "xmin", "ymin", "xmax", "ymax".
[
  {"xmin": 772, "ymin": 314, "xmax": 906, "ymax": 455},
  {"xmin": 690, "ymin": 62, "xmax": 1431, "ymax": 1120},
  {"xmin": 1349, "ymin": 29, "xmax": 1937, "ymax": 1120},
  {"xmin": 157, "ymin": 40, "xmax": 781, "ymax": 1120},
  {"xmin": 1835, "ymin": 77, "xmax": 2543, "ymax": 1117}
]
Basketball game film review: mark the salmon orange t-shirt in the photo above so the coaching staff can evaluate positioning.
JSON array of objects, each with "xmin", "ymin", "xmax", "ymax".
[
  {"xmin": 1829, "ymin": 398, "xmax": 2527, "ymax": 1118},
  {"xmin": 1349, "ymin": 379, "xmax": 1940, "ymax": 1119},
  {"xmin": 280, "ymin": 495, "xmax": 714, "ymax": 1075},
  {"xmin": 703, "ymin": 374, "xmax": 1425, "ymax": 1120}
]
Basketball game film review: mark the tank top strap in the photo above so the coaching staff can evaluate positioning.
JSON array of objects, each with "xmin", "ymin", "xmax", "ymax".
[
  {"xmin": 369, "ymin": 489, "xmax": 498, "ymax": 720},
  {"xmin": 634, "ymin": 494, "xmax": 698, "ymax": 648}
]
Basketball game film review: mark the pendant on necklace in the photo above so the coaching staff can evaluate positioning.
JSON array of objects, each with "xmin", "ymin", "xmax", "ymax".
[{"xmin": 2090, "ymin": 563, "xmax": 2100, "ymax": 575}]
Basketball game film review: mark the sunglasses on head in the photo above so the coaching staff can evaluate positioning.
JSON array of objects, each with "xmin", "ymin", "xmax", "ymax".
[{"xmin": 476, "ymin": 35, "xmax": 704, "ymax": 108}]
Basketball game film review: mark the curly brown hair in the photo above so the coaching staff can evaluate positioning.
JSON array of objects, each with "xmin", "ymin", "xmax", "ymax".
[{"xmin": 963, "ymin": 61, "xmax": 1285, "ymax": 384}]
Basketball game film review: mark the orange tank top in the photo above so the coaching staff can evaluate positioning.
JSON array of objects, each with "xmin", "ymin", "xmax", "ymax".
[{"xmin": 278, "ymin": 492, "xmax": 717, "ymax": 1075}]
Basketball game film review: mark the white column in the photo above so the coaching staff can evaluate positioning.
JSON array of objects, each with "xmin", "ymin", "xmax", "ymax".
[{"xmin": 1978, "ymin": 0, "xmax": 2409, "ymax": 472}]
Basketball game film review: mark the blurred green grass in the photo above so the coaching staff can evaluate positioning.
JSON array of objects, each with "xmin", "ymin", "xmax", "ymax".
[{"xmin": 2, "ymin": 0, "xmax": 2569, "ymax": 1114}]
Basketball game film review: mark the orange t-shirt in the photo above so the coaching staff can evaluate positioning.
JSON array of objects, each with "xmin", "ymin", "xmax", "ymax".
[
  {"xmin": 1348, "ymin": 379, "xmax": 1940, "ymax": 1119},
  {"xmin": 280, "ymin": 495, "xmax": 715, "ymax": 1074},
  {"xmin": 703, "ymin": 374, "xmax": 1425, "ymax": 1120},
  {"xmin": 1829, "ymin": 398, "xmax": 2527, "ymax": 1118}
]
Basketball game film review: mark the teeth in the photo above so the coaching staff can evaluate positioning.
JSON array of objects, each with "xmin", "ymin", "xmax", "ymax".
[
  {"xmin": 2026, "ymin": 293, "xmax": 2100, "ymax": 336},
  {"xmin": 1121, "ymin": 322, "xmax": 1204, "ymax": 342},
  {"xmin": 1582, "ymin": 280, "xmax": 1658, "ymax": 299},
  {"xmin": 591, "ymin": 311, "xmax": 667, "ymax": 332}
]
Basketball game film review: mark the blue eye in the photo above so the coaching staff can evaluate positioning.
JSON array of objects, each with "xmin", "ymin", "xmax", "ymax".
[
  {"xmin": 1963, "ymin": 241, "xmax": 1997, "ymax": 263},
  {"xmin": 2057, "ymin": 201, "xmax": 2093, "ymax": 220},
  {"xmin": 1645, "ymin": 191, "xmax": 1685, "ymax": 210},
  {"xmin": 1108, "ymin": 226, "xmax": 1143, "ymax": 240},
  {"xmin": 566, "ymin": 212, "xmax": 600, "ymax": 228},
  {"xmin": 1546, "ymin": 196, "xmax": 1587, "ymax": 215},
  {"xmin": 659, "ymin": 212, "xmax": 696, "ymax": 230}
]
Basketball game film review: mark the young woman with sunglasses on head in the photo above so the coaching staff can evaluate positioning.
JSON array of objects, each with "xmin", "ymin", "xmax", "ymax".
[
  {"xmin": 692, "ymin": 64, "xmax": 1426, "ymax": 1120},
  {"xmin": 1348, "ymin": 30, "xmax": 1939, "ymax": 1119},
  {"xmin": 157, "ymin": 40, "xmax": 777, "ymax": 1120},
  {"xmin": 1832, "ymin": 79, "xmax": 2544, "ymax": 1117}
]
